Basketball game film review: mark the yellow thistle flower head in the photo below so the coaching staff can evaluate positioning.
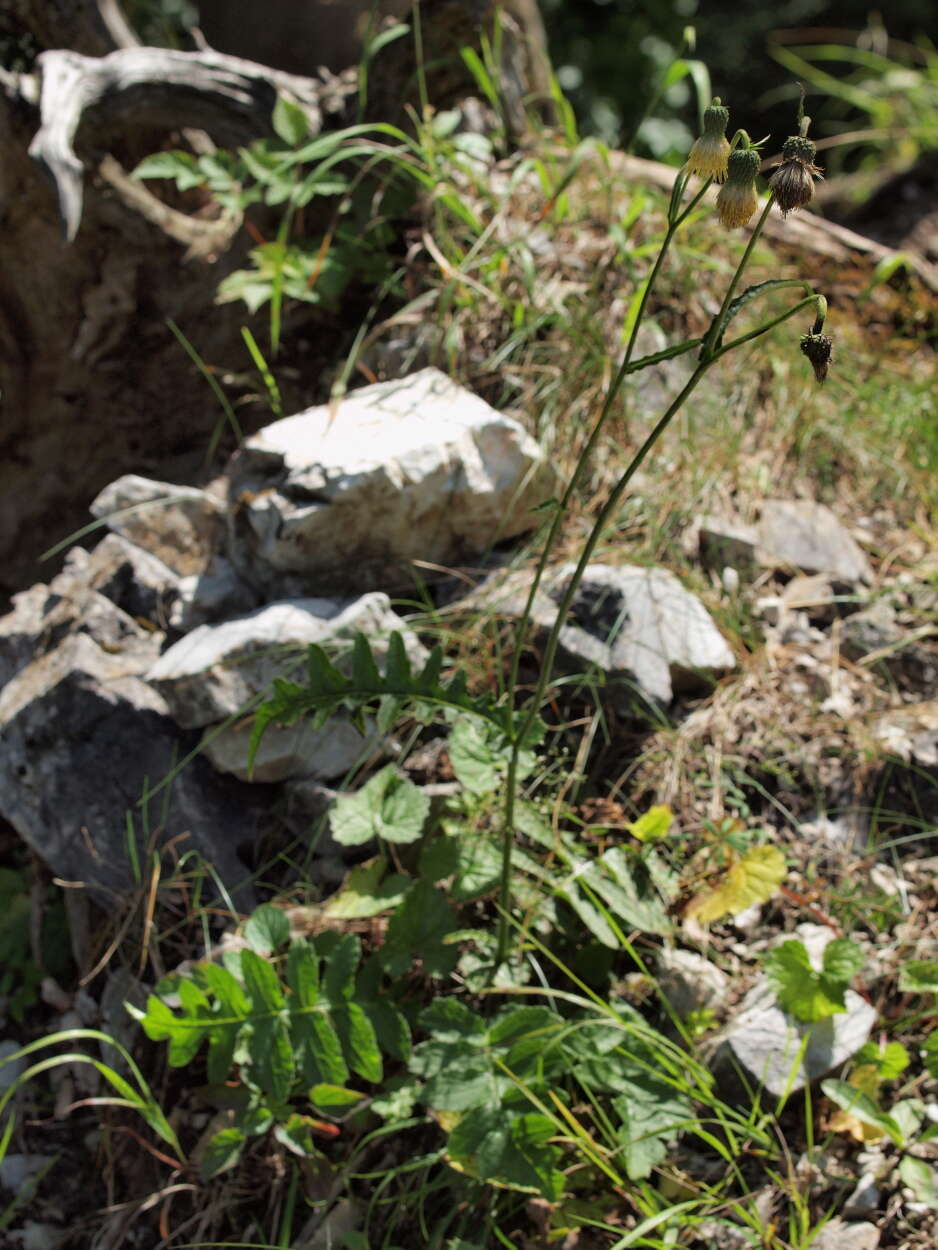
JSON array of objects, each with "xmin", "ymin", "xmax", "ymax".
[
  {"xmin": 685, "ymin": 100, "xmax": 731, "ymax": 182},
  {"xmin": 769, "ymin": 135, "xmax": 823, "ymax": 216},
  {"xmin": 716, "ymin": 148, "xmax": 761, "ymax": 228}
]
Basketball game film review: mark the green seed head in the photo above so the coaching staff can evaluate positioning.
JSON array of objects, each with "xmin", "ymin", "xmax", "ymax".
[
  {"xmin": 702, "ymin": 101, "xmax": 730, "ymax": 136},
  {"xmin": 726, "ymin": 148, "xmax": 761, "ymax": 184},
  {"xmin": 781, "ymin": 134, "xmax": 817, "ymax": 163}
]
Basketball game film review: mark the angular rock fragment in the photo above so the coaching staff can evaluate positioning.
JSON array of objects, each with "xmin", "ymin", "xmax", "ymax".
[
  {"xmin": 73, "ymin": 533, "xmax": 181, "ymax": 626},
  {"xmin": 697, "ymin": 514, "xmax": 759, "ymax": 573},
  {"xmin": 202, "ymin": 717, "xmax": 376, "ymax": 784},
  {"xmin": 478, "ymin": 562, "xmax": 736, "ymax": 707},
  {"xmin": 148, "ymin": 593, "xmax": 424, "ymax": 729},
  {"xmin": 0, "ymin": 634, "xmax": 259, "ymax": 906},
  {"xmin": 226, "ymin": 367, "xmax": 555, "ymax": 595},
  {"xmin": 90, "ymin": 475, "xmax": 223, "ymax": 576},
  {"xmin": 0, "ymin": 576, "xmax": 163, "ymax": 689},
  {"xmin": 757, "ymin": 499, "xmax": 873, "ymax": 584}
]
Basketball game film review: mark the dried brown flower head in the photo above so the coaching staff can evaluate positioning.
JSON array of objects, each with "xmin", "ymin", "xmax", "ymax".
[
  {"xmin": 769, "ymin": 135, "xmax": 823, "ymax": 216},
  {"xmin": 800, "ymin": 331, "xmax": 833, "ymax": 382}
]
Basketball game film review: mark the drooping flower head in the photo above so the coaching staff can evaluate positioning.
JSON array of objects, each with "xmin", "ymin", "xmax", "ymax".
[
  {"xmin": 685, "ymin": 100, "xmax": 731, "ymax": 182},
  {"xmin": 716, "ymin": 147, "xmax": 761, "ymax": 229},
  {"xmin": 769, "ymin": 134, "xmax": 823, "ymax": 216},
  {"xmin": 800, "ymin": 331, "xmax": 833, "ymax": 383}
]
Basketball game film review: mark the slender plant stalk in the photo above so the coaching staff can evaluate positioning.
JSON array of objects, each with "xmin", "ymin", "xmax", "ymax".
[{"xmin": 495, "ymin": 189, "xmax": 816, "ymax": 965}]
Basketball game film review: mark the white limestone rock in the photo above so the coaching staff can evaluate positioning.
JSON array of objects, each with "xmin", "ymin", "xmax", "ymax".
[
  {"xmin": 757, "ymin": 499, "xmax": 873, "ymax": 584},
  {"xmin": 147, "ymin": 593, "xmax": 425, "ymax": 729},
  {"xmin": 226, "ymin": 367, "xmax": 556, "ymax": 595},
  {"xmin": 657, "ymin": 948, "xmax": 731, "ymax": 1018},
  {"xmin": 477, "ymin": 563, "xmax": 736, "ymax": 707},
  {"xmin": 90, "ymin": 475, "xmax": 223, "ymax": 576}
]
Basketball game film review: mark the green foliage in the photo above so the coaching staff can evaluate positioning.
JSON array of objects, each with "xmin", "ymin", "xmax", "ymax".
[
  {"xmin": 128, "ymin": 914, "xmax": 406, "ymax": 1178},
  {"xmin": 249, "ymin": 631, "xmax": 541, "ymax": 773},
  {"xmin": 409, "ymin": 998, "xmax": 690, "ymax": 1196},
  {"xmin": 764, "ymin": 938, "xmax": 865, "ymax": 1022},
  {"xmin": 331, "ymin": 764, "xmax": 430, "ymax": 846}
]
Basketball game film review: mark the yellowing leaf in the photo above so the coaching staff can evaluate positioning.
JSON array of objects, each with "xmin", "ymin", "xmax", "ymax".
[
  {"xmin": 685, "ymin": 846, "xmax": 787, "ymax": 924},
  {"xmin": 628, "ymin": 805, "xmax": 673, "ymax": 843},
  {"xmin": 828, "ymin": 1066, "xmax": 887, "ymax": 1142}
]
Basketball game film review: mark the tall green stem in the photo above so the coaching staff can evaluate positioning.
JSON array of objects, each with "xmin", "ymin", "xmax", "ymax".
[{"xmin": 494, "ymin": 191, "xmax": 781, "ymax": 966}]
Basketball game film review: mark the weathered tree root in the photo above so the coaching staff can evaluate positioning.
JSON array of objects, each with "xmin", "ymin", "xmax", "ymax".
[{"xmin": 25, "ymin": 46, "xmax": 353, "ymax": 241}]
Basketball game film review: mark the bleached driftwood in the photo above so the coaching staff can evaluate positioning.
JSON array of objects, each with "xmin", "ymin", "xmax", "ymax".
[{"xmin": 26, "ymin": 46, "xmax": 354, "ymax": 241}]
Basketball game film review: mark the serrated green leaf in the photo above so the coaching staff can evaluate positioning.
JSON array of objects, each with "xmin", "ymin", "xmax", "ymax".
[
  {"xmin": 286, "ymin": 939, "xmax": 320, "ymax": 1007},
  {"xmin": 323, "ymin": 858, "xmax": 412, "ymax": 919},
  {"xmin": 448, "ymin": 718, "xmax": 503, "ymax": 795},
  {"xmin": 351, "ymin": 632, "xmax": 382, "ymax": 689},
  {"xmin": 821, "ymin": 938, "xmax": 864, "ymax": 983},
  {"xmin": 336, "ymin": 1001, "xmax": 383, "ymax": 1083},
  {"xmin": 765, "ymin": 940, "xmax": 848, "ymax": 1022},
  {"xmin": 200, "ymin": 1127, "xmax": 246, "ymax": 1179},
  {"xmin": 445, "ymin": 1106, "xmax": 564, "ymax": 1199},
  {"xmin": 855, "ymin": 1040, "xmax": 909, "ymax": 1080},
  {"xmin": 330, "ymin": 765, "xmax": 429, "ymax": 847},
  {"xmin": 452, "ymin": 833, "xmax": 502, "ymax": 901},
  {"xmin": 613, "ymin": 1072, "xmax": 691, "ymax": 1180},
  {"xmin": 244, "ymin": 904, "xmax": 291, "ymax": 955},
  {"xmin": 380, "ymin": 881, "xmax": 458, "ymax": 978}
]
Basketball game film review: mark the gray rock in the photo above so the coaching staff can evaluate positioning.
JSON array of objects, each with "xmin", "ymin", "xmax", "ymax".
[
  {"xmin": 202, "ymin": 717, "xmax": 377, "ymax": 784},
  {"xmin": 0, "ymin": 585, "xmax": 51, "ymax": 688},
  {"xmin": 697, "ymin": 515, "xmax": 759, "ymax": 572},
  {"xmin": 782, "ymin": 573, "xmax": 860, "ymax": 625},
  {"xmin": 809, "ymin": 1220, "xmax": 879, "ymax": 1250},
  {"xmin": 226, "ymin": 367, "xmax": 555, "ymax": 596},
  {"xmin": 90, "ymin": 475, "xmax": 223, "ymax": 576},
  {"xmin": 479, "ymin": 563, "xmax": 736, "ymax": 707},
  {"xmin": 283, "ymin": 778, "xmax": 338, "ymax": 842},
  {"xmin": 709, "ymin": 978, "xmax": 875, "ymax": 1098},
  {"xmin": 72, "ymin": 533, "xmax": 180, "ymax": 626},
  {"xmin": 148, "ymin": 593, "xmax": 424, "ymax": 729},
  {"xmin": 657, "ymin": 948, "xmax": 731, "ymax": 1017},
  {"xmin": 0, "ymin": 575, "xmax": 163, "ymax": 690},
  {"xmin": 843, "ymin": 1173, "xmax": 881, "ymax": 1218},
  {"xmin": 0, "ymin": 633, "xmax": 258, "ymax": 907},
  {"xmin": 169, "ymin": 555, "xmax": 260, "ymax": 631},
  {"xmin": 873, "ymin": 700, "xmax": 938, "ymax": 767},
  {"xmin": 843, "ymin": 606, "xmax": 938, "ymax": 697},
  {"xmin": 757, "ymin": 500, "xmax": 873, "ymax": 583},
  {"xmin": 0, "ymin": 1153, "xmax": 55, "ymax": 1192}
]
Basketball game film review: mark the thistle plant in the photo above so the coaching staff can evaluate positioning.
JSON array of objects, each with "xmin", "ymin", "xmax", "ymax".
[{"xmin": 492, "ymin": 98, "xmax": 832, "ymax": 964}]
